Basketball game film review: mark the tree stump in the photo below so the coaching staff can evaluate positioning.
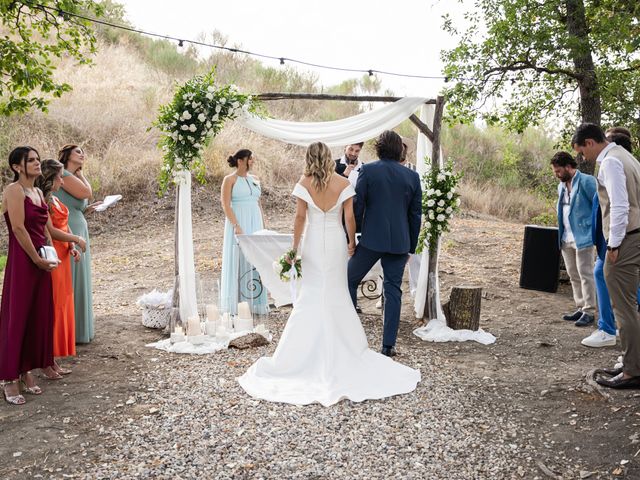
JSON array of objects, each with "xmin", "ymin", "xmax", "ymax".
[{"xmin": 442, "ymin": 286, "xmax": 482, "ymax": 331}]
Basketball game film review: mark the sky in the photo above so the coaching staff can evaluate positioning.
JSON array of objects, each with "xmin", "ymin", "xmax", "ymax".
[{"xmin": 119, "ymin": 0, "xmax": 469, "ymax": 98}]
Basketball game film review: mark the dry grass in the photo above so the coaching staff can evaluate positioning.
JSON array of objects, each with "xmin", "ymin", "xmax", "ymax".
[
  {"xmin": 2, "ymin": 37, "xmax": 557, "ymax": 225},
  {"xmin": 459, "ymin": 180, "xmax": 553, "ymax": 223}
]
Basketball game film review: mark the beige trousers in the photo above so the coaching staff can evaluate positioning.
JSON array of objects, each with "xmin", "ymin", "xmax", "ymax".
[
  {"xmin": 604, "ymin": 232, "xmax": 640, "ymax": 377},
  {"xmin": 561, "ymin": 242, "xmax": 596, "ymax": 315}
]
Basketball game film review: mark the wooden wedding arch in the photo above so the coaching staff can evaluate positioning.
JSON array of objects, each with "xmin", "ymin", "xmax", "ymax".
[{"xmin": 169, "ymin": 93, "xmax": 446, "ymax": 332}]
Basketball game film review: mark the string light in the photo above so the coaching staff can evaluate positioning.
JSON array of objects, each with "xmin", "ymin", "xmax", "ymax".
[{"xmin": 27, "ymin": 2, "xmax": 449, "ymax": 82}]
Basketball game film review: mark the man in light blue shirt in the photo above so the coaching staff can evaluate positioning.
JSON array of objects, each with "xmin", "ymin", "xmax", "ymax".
[{"xmin": 551, "ymin": 151, "xmax": 597, "ymax": 327}]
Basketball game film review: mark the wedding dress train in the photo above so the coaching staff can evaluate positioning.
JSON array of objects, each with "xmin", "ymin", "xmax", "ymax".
[{"xmin": 238, "ymin": 183, "xmax": 420, "ymax": 406}]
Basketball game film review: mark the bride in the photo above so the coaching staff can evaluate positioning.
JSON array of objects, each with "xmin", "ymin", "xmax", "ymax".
[{"xmin": 238, "ymin": 142, "xmax": 420, "ymax": 406}]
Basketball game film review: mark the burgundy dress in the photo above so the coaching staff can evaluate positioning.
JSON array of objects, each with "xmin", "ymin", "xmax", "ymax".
[{"xmin": 0, "ymin": 196, "xmax": 54, "ymax": 380}]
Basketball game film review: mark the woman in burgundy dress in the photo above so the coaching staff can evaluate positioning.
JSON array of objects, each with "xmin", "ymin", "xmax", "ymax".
[{"xmin": 1, "ymin": 147, "xmax": 59, "ymax": 405}]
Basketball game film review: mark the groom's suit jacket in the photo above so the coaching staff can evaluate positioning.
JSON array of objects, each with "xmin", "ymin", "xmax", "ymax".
[{"xmin": 354, "ymin": 158, "xmax": 422, "ymax": 254}]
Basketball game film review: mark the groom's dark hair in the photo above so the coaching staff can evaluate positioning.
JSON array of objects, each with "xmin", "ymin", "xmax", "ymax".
[{"xmin": 375, "ymin": 130, "xmax": 403, "ymax": 161}]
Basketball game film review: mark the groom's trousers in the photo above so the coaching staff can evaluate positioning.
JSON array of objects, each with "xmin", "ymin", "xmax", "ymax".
[{"xmin": 348, "ymin": 245, "xmax": 408, "ymax": 347}]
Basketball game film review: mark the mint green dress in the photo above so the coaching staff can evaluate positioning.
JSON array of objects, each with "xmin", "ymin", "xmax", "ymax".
[{"xmin": 54, "ymin": 170, "xmax": 94, "ymax": 343}]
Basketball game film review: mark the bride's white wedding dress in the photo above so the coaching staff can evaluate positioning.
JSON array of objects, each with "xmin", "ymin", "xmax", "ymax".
[{"xmin": 238, "ymin": 183, "xmax": 421, "ymax": 406}]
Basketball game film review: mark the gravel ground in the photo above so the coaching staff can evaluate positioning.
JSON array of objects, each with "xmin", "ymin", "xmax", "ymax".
[
  {"xmin": 3, "ymin": 193, "xmax": 637, "ymax": 479},
  {"xmin": 73, "ymin": 311, "xmax": 565, "ymax": 480}
]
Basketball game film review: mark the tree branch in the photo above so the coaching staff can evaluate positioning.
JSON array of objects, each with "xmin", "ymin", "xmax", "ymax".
[{"xmin": 484, "ymin": 60, "xmax": 580, "ymax": 80}]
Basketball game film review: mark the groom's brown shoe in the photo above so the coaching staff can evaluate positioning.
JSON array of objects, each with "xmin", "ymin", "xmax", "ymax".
[{"xmin": 381, "ymin": 346, "xmax": 396, "ymax": 357}]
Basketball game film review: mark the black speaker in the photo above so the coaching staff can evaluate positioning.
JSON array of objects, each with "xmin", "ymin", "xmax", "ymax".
[{"xmin": 519, "ymin": 225, "xmax": 560, "ymax": 293}]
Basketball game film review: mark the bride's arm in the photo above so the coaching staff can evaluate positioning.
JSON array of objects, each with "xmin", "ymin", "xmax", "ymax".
[
  {"xmin": 292, "ymin": 198, "xmax": 307, "ymax": 252},
  {"xmin": 343, "ymin": 197, "xmax": 356, "ymax": 256}
]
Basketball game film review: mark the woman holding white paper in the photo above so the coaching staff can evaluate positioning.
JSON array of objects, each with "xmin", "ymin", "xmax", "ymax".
[
  {"xmin": 220, "ymin": 149, "xmax": 269, "ymax": 315},
  {"xmin": 54, "ymin": 145, "xmax": 101, "ymax": 344}
]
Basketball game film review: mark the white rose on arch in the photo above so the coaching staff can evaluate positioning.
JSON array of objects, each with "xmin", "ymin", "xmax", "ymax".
[{"xmin": 427, "ymin": 199, "xmax": 435, "ymax": 207}]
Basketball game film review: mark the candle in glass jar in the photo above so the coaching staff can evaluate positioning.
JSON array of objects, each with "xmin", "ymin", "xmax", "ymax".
[
  {"xmin": 206, "ymin": 304, "xmax": 220, "ymax": 322},
  {"xmin": 237, "ymin": 302, "xmax": 251, "ymax": 319},
  {"xmin": 235, "ymin": 317, "xmax": 253, "ymax": 332},
  {"xmin": 205, "ymin": 321, "xmax": 217, "ymax": 337},
  {"xmin": 187, "ymin": 315, "xmax": 201, "ymax": 336},
  {"xmin": 174, "ymin": 325, "xmax": 183, "ymax": 335}
]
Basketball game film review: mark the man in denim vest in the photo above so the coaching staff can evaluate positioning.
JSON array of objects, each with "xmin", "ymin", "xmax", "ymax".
[
  {"xmin": 551, "ymin": 151, "xmax": 597, "ymax": 327},
  {"xmin": 573, "ymin": 123, "xmax": 640, "ymax": 389}
]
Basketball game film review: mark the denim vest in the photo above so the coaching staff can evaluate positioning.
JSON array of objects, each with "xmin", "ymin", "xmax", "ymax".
[{"xmin": 556, "ymin": 170, "xmax": 597, "ymax": 250}]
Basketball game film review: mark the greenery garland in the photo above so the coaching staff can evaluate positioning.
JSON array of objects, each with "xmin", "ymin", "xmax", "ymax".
[
  {"xmin": 154, "ymin": 69, "xmax": 262, "ymax": 193},
  {"xmin": 416, "ymin": 160, "xmax": 462, "ymax": 254}
]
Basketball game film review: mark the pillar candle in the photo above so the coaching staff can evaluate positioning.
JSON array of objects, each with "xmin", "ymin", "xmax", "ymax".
[
  {"xmin": 237, "ymin": 302, "xmax": 251, "ymax": 320},
  {"xmin": 206, "ymin": 304, "xmax": 220, "ymax": 322},
  {"xmin": 187, "ymin": 315, "xmax": 201, "ymax": 336}
]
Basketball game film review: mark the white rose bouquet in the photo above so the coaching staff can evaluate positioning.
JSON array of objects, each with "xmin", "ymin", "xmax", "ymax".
[
  {"xmin": 416, "ymin": 160, "xmax": 462, "ymax": 253},
  {"xmin": 273, "ymin": 249, "xmax": 302, "ymax": 282},
  {"xmin": 154, "ymin": 69, "xmax": 263, "ymax": 194}
]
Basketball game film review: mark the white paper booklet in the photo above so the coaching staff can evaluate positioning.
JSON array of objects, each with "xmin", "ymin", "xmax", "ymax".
[{"xmin": 95, "ymin": 194, "xmax": 122, "ymax": 212}]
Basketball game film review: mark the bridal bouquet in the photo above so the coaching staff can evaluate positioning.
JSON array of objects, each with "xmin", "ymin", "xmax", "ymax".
[{"xmin": 273, "ymin": 249, "xmax": 302, "ymax": 282}]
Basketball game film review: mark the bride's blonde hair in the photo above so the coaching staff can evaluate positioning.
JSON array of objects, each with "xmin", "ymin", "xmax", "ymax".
[{"xmin": 304, "ymin": 142, "xmax": 334, "ymax": 191}]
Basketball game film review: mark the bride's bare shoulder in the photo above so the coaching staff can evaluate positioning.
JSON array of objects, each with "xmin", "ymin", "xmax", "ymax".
[{"xmin": 298, "ymin": 175, "xmax": 310, "ymax": 187}]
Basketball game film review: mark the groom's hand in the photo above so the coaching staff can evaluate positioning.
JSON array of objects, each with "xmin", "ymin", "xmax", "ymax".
[{"xmin": 348, "ymin": 242, "xmax": 356, "ymax": 256}]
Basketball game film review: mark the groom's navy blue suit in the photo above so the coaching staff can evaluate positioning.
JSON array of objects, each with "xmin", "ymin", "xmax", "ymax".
[{"xmin": 348, "ymin": 158, "xmax": 422, "ymax": 348}]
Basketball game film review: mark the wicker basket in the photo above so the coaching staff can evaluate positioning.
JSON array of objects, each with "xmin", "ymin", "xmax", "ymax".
[{"xmin": 141, "ymin": 305, "xmax": 171, "ymax": 329}]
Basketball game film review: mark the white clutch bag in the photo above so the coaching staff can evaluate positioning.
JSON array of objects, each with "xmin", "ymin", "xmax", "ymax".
[{"xmin": 38, "ymin": 245, "xmax": 59, "ymax": 262}]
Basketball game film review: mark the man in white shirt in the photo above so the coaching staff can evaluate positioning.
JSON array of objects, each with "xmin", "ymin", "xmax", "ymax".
[
  {"xmin": 335, "ymin": 142, "xmax": 364, "ymax": 188},
  {"xmin": 573, "ymin": 123, "xmax": 640, "ymax": 389}
]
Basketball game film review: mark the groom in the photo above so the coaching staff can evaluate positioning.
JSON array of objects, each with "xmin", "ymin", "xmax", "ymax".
[{"xmin": 348, "ymin": 130, "xmax": 422, "ymax": 357}]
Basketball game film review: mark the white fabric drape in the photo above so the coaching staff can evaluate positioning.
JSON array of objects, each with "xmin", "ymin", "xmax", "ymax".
[
  {"xmin": 413, "ymin": 104, "xmax": 445, "ymax": 321},
  {"xmin": 176, "ymin": 171, "xmax": 198, "ymax": 323},
  {"xmin": 237, "ymin": 97, "xmax": 428, "ymax": 147},
  {"xmin": 236, "ymin": 230, "xmax": 383, "ymax": 307}
]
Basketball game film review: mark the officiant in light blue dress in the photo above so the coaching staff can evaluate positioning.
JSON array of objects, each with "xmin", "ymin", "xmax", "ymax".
[{"xmin": 220, "ymin": 149, "xmax": 269, "ymax": 315}]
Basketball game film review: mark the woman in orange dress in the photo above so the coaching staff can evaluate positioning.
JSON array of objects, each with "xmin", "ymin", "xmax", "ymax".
[{"xmin": 36, "ymin": 159, "xmax": 86, "ymax": 378}]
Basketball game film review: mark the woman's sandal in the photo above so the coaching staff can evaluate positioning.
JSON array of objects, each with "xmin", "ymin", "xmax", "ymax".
[
  {"xmin": 4, "ymin": 382, "xmax": 26, "ymax": 405},
  {"xmin": 40, "ymin": 367, "xmax": 62, "ymax": 380},
  {"xmin": 53, "ymin": 363, "xmax": 72, "ymax": 375},
  {"xmin": 20, "ymin": 379, "xmax": 42, "ymax": 395}
]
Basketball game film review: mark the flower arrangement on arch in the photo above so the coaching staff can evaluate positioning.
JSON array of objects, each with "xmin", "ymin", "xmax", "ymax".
[
  {"xmin": 154, "ymin": 69, "xmax": 262, "ymax": 193},
  {"xmin": 416, "ymin": 160, "xmax": 462, "ymax": 254},
  {"xmin": 273, "ymin": 249, "xmax": 302, "ymax": 282}
]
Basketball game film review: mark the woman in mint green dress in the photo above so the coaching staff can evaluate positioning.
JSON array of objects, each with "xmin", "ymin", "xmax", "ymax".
[
  {"xmin": 54, "ymin": 145, "xmax": 102, "ymax": 344},
  {"xmin": 220, "ymin": 149, "xmax": 269, "ymax": 315}
]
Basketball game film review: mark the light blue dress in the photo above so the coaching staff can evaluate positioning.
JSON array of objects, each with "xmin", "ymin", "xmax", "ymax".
[{"xmin": 220, "ymin": 174, "xmax": 269, "ymax": 315}]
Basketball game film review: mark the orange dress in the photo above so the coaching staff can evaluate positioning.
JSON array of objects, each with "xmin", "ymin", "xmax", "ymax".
[{"xmin": 50, "ymin": 197, "xmax": 76, "ymax": 357}]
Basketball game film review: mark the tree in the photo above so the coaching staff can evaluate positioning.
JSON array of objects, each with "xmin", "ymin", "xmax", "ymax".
[
  {"xmin": 442, "ymin": 0, "xmax": 640, "ymax": 169},
  {"xmin": 0, "ymin": 0, "xmax": 104, "ymax": 116}
]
